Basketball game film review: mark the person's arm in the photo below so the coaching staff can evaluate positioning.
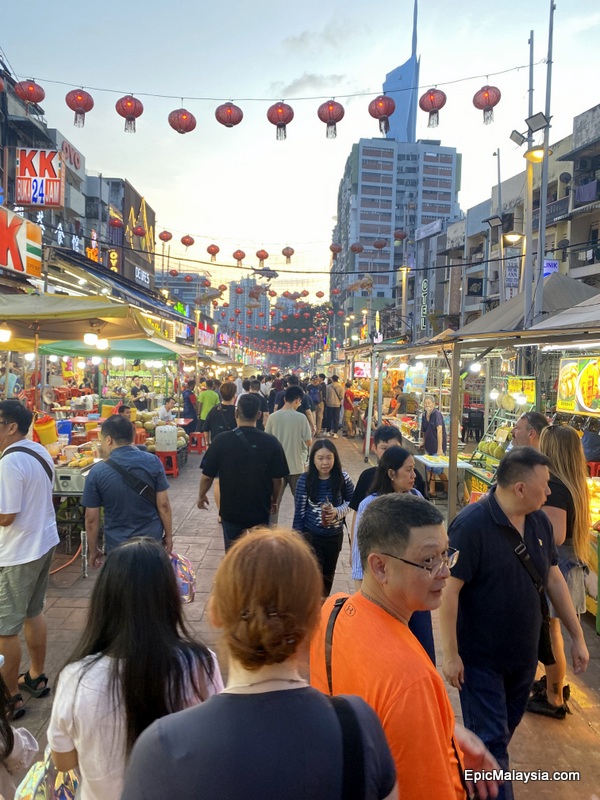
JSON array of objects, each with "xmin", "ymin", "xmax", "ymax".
[
  {"xmin": 453, "ymin": 723, "xmax": 501, "ymax": 800},
  {"xmin": 197, "ymin": 473, "xmax": 214, "ymax": 509},
  {"xmin": 271, "ymin": 477, "xmax": 283, "ymax": 516},
  {"xmin": 436, "ymin": 424, "xmax": 444, "ymax": 455},
  {"xmin": 546, "ymin": 566, "xmax": 590, "ymax": 674},
  {"xmin": 85, "ymin": 507, "xmax": 103, "ymax": 569},
  {"xmin": 439, "ymin": 575, "xmax": 466, "ymax": 688},
  {"xmin": 0, "ymin": 512, "xmax": 16, "ymax": 526},
  {"xmin": 305, "ymin": 407, "xmax": 316, "ymax": 435},
  {"xmin": 52, "ymin": 749, "xmax": 79, "ymax": 772},
  {"xmin": 333, "ymin": 473, "xmax": 354, "ymax": 521},
  {"xmin": 156, "ymin": 490, "xmax": 173, "ymax": 552},
  {"xmin": 542, "ymin": 505, "xmax": 567, "ymax": 546},
  {"xmin": 292, "ymin": 477, "xmax": 308, "ymax": 532}
]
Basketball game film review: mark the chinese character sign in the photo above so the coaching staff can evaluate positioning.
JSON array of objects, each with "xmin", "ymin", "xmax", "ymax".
[
  {"xmin": 0, "ymin": 206, "xmax": 43, "ymax": 277},
  {"xmin": 15, "ymin": 149, "xmax": 65, "ymax": 208}
]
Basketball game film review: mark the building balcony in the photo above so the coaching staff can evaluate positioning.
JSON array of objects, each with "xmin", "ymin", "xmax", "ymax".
[{"xmin": 569, "ymin": 246, "xmax": 600, "ymax": 279}]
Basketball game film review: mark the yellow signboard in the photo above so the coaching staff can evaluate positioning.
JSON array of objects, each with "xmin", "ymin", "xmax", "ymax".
[
  {"xmin": 507, "ymin": 377, "xmax": 536, "ymax": 404},
  {"xmin": 557, "ymin": 357, "xmax": 600, "ymax": 415}
]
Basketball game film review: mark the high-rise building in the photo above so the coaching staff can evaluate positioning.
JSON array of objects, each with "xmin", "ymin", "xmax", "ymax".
[{"xmin": 383, "ymin": 0, "xmax": 419, "ymax": 143}]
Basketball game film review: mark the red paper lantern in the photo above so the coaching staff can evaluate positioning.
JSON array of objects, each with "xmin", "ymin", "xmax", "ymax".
[
  {"xmin": 268, "ymin": 290, "xmax": 277, "ymax": 297},
  {"xmin": 235, "ymin": 309, "xmax": 241, "ymax": 315},
  {"xmin": 181, "ymin": 235, "xmax": 195, "ymax": 248},
  {"xmin": 368, "ymin": 94, "xmax": 396, "ymax": 134},
  {"xmin": 330, "ymin": 243, "xmax": 342, "ymax": 260},
  {"xmin": 230, "ymin": 316, "xmax": 235, "ymax": 322},
  {"xmin": 14, "ymin": 80, "xmax": 45, "ymax": 111},
  {"xmin": 419, "ymin": 88, "xmax": 447, "ymax": 128},
  {"xmin": 223, "ymin": 302, "xmax": 229, "ymax": 307},
  {"xmin": 303, "ymin": 312, "xmax": 310, "ymax": 318},
  {"xmin": 65, "ymin": 89, "xmax": 94, "ymax": 127},
  {"xmin": 215, "ymin": 102, "xmax": 244, "ymax": 128},
  {"xmin": 169, "ymin": 269, "xmax": 179, "ymax": 277},
  {"xmin": 221, "ymin": 312, "xmax": 227, "ymax": 318},
  {"xmin": 473, "ymin": 85, "xmax": 501, "ymax": 124},
  {"xmin": 218, "ymin": 284, "xmax": 227, "ymax": 291},
  {"xmin": 109, "ymin": 218, "xmax": 123, "ymax": 230},
  {"xmin": 301, "ymin": 290, "xmax": 309, "ymax": 297},
  {"xmin": 235, "ymin": 287, "xmax": 244, "ymax": 295},
  {"xmin": 286, "ymin": 328, "xmax": 292, "ymax": 333},
  {"xmin": 159, "ymin": 230, "xmax": 172, "ymax": 242},
  {"xmin": 282, "ymin": 246, "xmax": 294, "ymax": 264},
  {"xmin": 207, "ymin": 244, "xmax": 220, "ymax": 262},
  {"xmin": 350, "ymin": 243, "xmax": 364, "ymax": 254},
  {"xmin": 168, "ymin": 107, "xmax": 197, "ymax": 134},
  {"xmin": 316, "ymin": 291, "xmax": 324, "ymax": 298},
  {"xmin": 212, "ymin": 300, "xmax": 218, "ymax": 307},
  {"xmin": 115, "ymin": 95, "xmax": 144, "ymax": 132},
  {"xmin": 247, "ymin": 309, "xmax": 253, "ymax": 315},
  {"xmin": 327, "ymin": 309, "xmax": 334, "ymax": 316},
  {"xmin": 393, "ymin": 230, "xmax": 407, "ymax": 242},
  {"xmin": 233, "ymin": 249, "xmax": 245, "ymax": 266},
  {"xmin": 133, "ymin": 225, "xmax": 146, "ymax": 237},
  {"xmin": 201, "ymin": 278, "xmax": 211, "ymax": 287},
  {"xmin": 317, "ymin": 99, "xmax": 345, "ymax": 139},
  {"xmin": 337, "ymin": 310, "xmax": 345, "ymax": 317},
  {"xmin": 332, "ymin": 288, "xmax": 341, "ymax": 295},
  {"xmin": 184, "ymin": 275, "xmax": 193, "ymax": 283},
  {"xmin": 256, "ymin": 249, "xmax": 269, "ymax": 267},
  {"xmin": 267, "ymin": 102, "xmax": 294, "ymax": 140},
  {"xmin": 258, "ymin": 312, "xmax": 265, "ymax": 317},
  {"xmin": 373, "ymin": 239, "xmax": 387, "ymax": 250}
]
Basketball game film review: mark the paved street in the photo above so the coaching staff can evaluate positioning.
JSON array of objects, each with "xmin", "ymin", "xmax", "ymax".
[{"xmin": 12, "ymin": 437, "xmax": 600, "ymax": 798}]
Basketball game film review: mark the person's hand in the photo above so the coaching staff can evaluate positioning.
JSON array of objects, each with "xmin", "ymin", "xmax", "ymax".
[
  {"xmin": 593, "ymin": 519, "xmax": 600, "ymax": 532},
  {"xmin": 442, "ymin": 653, "xmax": 465, "ymax": 689},
  {"xmin": 454, "ymin": 723, "xmax": 501, "ymax": 799},
  {"xmin": 163, "ymin": 533, "xmax": 173, "ymax": 554},
  {"xmin": 323, "ymin": 508, "xmax": 337, "ymax": 526},
  {"xmin": 197, "ymin": 495, "xmax": 210, "ymax": 510},
  {"xmin": 270, "ymin": 501, "xmax": 279, "ymax": 516},
  {"xmin": 571, "ymin": 637, "xmax": 590, "ymax": 674},
  {"xmin": 88, "ymin": 547, "xmax": 104, "ymax": 570},
  {"xmin": 436, "ymin": 450, "xmax": 444, "ymax": 457}
]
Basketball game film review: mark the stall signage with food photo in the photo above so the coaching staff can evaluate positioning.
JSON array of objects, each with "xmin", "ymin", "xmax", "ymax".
[
  {"xmin": 507, "ymin": 377, "xmax": 536, "ymax": 404},
  {"xmin": 15, "ymin": 148, "xmax": 65, "ymax": 207},
  {"xmin": 403, "ymin": 364, "xmax": 429, "ymax": 395},
  {"xmin": 0, "ymin": 206, "xmax": 43, "ymax": 277},
  {"xmin": 557, "ymin": 357, "xmax": 600, "ymax": 414}
]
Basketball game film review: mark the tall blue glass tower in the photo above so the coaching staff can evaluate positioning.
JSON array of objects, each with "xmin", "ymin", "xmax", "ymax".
[{"xmin": 383, "ymin": 0, "xmax": 419, "ymax": 143}]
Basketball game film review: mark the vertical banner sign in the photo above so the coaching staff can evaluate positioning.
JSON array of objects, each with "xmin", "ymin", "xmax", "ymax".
[
  {"xmin": 0, "ymin": 207, "xmax": 43, "ymax": 277},
  {"xmin": 420, "ymin": 278, "xmax": 428, "ymax": 330},
  {"xmin": 504, "ymin": 246, "xmax": 521, "ymax": 301},
  {"xmin": 15, "ymin": 149, "xmax": 65, "ymax": 208}
]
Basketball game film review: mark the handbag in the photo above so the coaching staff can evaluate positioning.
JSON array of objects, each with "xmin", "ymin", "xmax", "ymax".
[
  {"xmin": 15, "ymin": 745, "xmax": 79, "ymax": 800},
  {"xmin": 170, "ymin": 552, "xmax": 196, "ymax": 604}
]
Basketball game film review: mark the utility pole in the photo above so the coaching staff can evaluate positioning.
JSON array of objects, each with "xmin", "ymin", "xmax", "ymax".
[{"xmin": 523, "ymin": 31, "xmax": 535, "ymax": 328}]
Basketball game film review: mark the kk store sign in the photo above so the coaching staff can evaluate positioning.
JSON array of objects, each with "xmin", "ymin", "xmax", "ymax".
[{"xmin": 0, "ymin": 207, "xmax": 43, "ymax": 278}]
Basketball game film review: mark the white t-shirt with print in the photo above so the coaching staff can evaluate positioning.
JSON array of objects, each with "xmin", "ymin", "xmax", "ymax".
[
  {"xmin": 0, "ymin": 439, "xmax": 59, "ymax": 566},
  {"xmin": 48, "ymin": 652, "xmax": 223, "ymax": 800}
]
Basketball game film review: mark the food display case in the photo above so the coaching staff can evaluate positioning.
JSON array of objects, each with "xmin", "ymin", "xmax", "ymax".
[{"xmin": 586, "ymin": 478, "xmax": 600, "ymax": 622}]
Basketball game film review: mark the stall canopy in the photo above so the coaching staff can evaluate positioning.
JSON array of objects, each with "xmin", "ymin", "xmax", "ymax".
[
  {"xmin": 454, "ymin": 273, "xmax": 599, "ymax": 338},
  {"xmin": 0, "ymin": 294, "xmax": 156, "ymax": 343},
  {"xmin": 39, "ymin": 337, "xmax": 197, "ymax": 361},
  {"xmin": 529, "ymin": 293, "xmax": 600, "ymax": 331}
]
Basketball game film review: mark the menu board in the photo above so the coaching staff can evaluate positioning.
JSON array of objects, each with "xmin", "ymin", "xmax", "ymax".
[
  {"xmin": 404, "ymin": 365, "xmax": 429, "ymax": 396},
  {"xmin": 557, "ymin": 357, "xmax": 600, "ymax": 415},
  {"xmin": 507, "ymin": 377, "xmax": 537, "ymax": 404}
]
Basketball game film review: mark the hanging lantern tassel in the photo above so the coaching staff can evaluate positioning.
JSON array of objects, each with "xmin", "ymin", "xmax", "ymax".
[
  {"xmin": 267, "ymin": 102, "xmax": 294, "ymax": 141},
  {"xmin": 317, "ymin": 100, "xmax": 345, "ymax": 139},
  {"xmin": 419, "ymin": 88, "xmax": 447, "ymax": 129},
  {"xmin": 473, "ymin": 85, "xmax": 502, "ymax": 125}
]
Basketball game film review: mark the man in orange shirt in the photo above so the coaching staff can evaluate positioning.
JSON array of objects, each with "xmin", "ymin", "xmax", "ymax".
[{"xmin": 310, "ymin": 493, "xmax": 500, "ymax": 800}]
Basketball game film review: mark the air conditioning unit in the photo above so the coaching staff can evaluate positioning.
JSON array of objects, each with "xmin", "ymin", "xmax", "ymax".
[{"xmin": 576, "ymin": 158, "xmax": 592, "ymax": 171}]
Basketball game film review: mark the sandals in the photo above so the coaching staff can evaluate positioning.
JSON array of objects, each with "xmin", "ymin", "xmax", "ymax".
[
  {"xmin": 9, "ymin": 694, "xmax": 26, "ymax": 720},
  {"xmin": 531, "ymin": 675, "xmax": 570, "ymax": 702},
  {"xmin": 18, "ymin": 670, "xmax": 51, "ymax": 698}
]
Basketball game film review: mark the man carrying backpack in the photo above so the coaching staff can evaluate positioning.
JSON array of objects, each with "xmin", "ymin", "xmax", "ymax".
[{"xmin": 308, "ymin": 375, "xmax": 324, "ymax": 435}]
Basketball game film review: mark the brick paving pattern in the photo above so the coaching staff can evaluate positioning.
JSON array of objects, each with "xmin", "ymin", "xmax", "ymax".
[{"xmin": 12, "ymin": 437, "xmax": 600, "ymax": 797}]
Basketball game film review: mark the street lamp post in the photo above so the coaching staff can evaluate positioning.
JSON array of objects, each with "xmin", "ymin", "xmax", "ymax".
[{"xmin": 400, "ymin": 267, "xmax": 409, "ymax": 336}]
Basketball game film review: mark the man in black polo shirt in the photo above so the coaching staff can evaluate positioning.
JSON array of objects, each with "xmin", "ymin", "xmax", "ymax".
[
  {"xmin": 440, "ymin": 447, "xmax": 589, "ymax": 800},
  {"xmin": 197, "ymin": 393, "xmax": 289, "ymax": 551},
  {"xmin": 275, "ymin": 374, "xmax": 315, "ymax": 435}
]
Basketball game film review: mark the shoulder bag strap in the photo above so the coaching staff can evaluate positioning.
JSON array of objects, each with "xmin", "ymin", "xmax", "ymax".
[
  {"xmin": 325, "ymin": 595, "xmax": 350, "ymax": 695},
  {"xmin": 330, "ymin": 696, "xmax": 365, "ymax": 800},
  {"xmin": 218, "ymin": 405, "xmax": 233, "ymax": 431},
  {"xmin": 0, "ymin": 446, "xmax": 52, "ymax": 482},
  {"xmin": 105, "ymin": 458, "xmax": 157, "ymax": 508}
]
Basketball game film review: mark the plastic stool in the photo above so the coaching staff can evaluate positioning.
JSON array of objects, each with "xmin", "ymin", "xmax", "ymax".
[
  {"xmin": 188, "ymin": 432, "xmax": 208, "ymax": 454},
  {"xmin": 157, "ymin": 451, "xmax": 179, "ymax": 477},
  {"xmin": 588, "ymin": 461, "xmax": 600, "ymax": 478}
]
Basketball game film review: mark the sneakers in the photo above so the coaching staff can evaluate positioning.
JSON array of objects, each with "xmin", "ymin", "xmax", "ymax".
[
  {"xmin": 332, "ymin": 433, "xmax": 338, "ymax": 439},
  {"xmin": 526, "ymin": 695, "xmax": 570, "ymax": 720}
]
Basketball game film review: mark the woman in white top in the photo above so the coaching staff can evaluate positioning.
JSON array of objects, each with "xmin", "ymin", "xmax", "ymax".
[{"xmin": 47, "ymin": 538, "xmax": 223, "ymax": 800}]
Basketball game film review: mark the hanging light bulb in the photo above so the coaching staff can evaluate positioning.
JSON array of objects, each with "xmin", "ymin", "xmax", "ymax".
[
  {"xmin": 469, "ymin": 361, "xmax": 482, "ymax": 373},
  {"xmin": 76, "ymin": 360, "xmax": 86, "ymax": 369},
  {"xmin": 62, "ymin": 356, "xmax": 70, "ymax": 363},
  {"xmin": 0, "ymin": 323, "xmax": 12, "ymax": 343},
  {"xmin": 24, "ymin": 353, "xmax": 35, "ymax": 362},
  {"xmin": 111, "ymin": 357, "xmax": 123, "ymax": 367},
  {"xmin": 96, "ymin": 338, "xmax": 109, "ymax": 350},
  {"xmin": 489, "ymin": 388, "xmax": 500, "ymax": 400},
  {"xmin": 91, "ymin": 356, "xmax": 102, "ymax": 366},
  {"xmin": 84, "ymin": 332, "xmax": 98, "ymax": 346},
  {"xmin": 48, "ymin": 355, "xmax": 58, "ymax": 363}
]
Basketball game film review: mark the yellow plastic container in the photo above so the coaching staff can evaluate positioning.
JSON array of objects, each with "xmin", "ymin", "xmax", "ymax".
[
  {"xmin": 85, "ymin": 421, "xmax": 99, "ymax": 432},
  {"xmin": 33, "ymin": 417, "xmax": 58, "ymax": 445},
  {"xmin": 130, "ymin": 407, "xmax": 137, "ymax": 422}
]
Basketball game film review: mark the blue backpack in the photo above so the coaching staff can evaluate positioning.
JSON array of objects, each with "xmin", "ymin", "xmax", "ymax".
[{"xmin": 308, "ymin": 384, "xmax": 322, "ymax": 405}]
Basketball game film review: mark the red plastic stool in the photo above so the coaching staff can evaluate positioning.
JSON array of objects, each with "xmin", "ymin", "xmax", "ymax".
[
  {"xmin": 157, "ymin": 451, "xmax": 179, "ymax": 477},
  {"xmin": 588, "ymin": 461, "xmax": 600, "ymax": 478},
  {"xmin": 188, "ymin": 432, "xmax": 208, "ymax": 454}
]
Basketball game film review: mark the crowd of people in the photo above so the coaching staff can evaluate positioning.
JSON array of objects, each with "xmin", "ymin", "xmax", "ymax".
[{"xmin": 0, "ymin": 382, "xmax": 594, "ymax": 799}]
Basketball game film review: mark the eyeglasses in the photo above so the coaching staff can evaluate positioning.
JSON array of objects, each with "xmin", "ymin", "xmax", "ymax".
[
  {"xmin": 0, "ymin": 420, "xmax": 11, "ymax": 425},
  {"xmin": 381, "ymin": 546, "xmax": 459, "ymax": 578}
]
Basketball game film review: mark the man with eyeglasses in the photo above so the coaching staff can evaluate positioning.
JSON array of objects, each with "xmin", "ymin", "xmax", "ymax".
[
  {"xmin": 440, "ymin": 447, "xmax": 589, "ymax": 800},
  {"xmin": 310, "ymin": 493, "xmax": 500, "ymax": 800},
  {"xmin": 0, "ymin": 400, "xmax": 59, "ymax": 719}
]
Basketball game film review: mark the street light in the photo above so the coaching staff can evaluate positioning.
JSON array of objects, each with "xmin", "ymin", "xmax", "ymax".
[{"xmin": 524, "ymin": 145, "xmax": 553, "ymax": 164}]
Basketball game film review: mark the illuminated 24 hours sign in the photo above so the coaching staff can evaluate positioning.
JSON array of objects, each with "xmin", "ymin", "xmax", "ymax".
[{"xmin": 15, "ymin": 149, "xmax": 65, "ymax": 208}]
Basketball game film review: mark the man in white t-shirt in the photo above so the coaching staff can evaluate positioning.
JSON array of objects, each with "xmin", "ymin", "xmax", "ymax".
[
  {"xmin": 0, "ymin": 401, "xmax": 59, "ymax": 718},
  {"xmin": 266, "ymin": 385, "xmax": 312, "ymax": 524}
]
